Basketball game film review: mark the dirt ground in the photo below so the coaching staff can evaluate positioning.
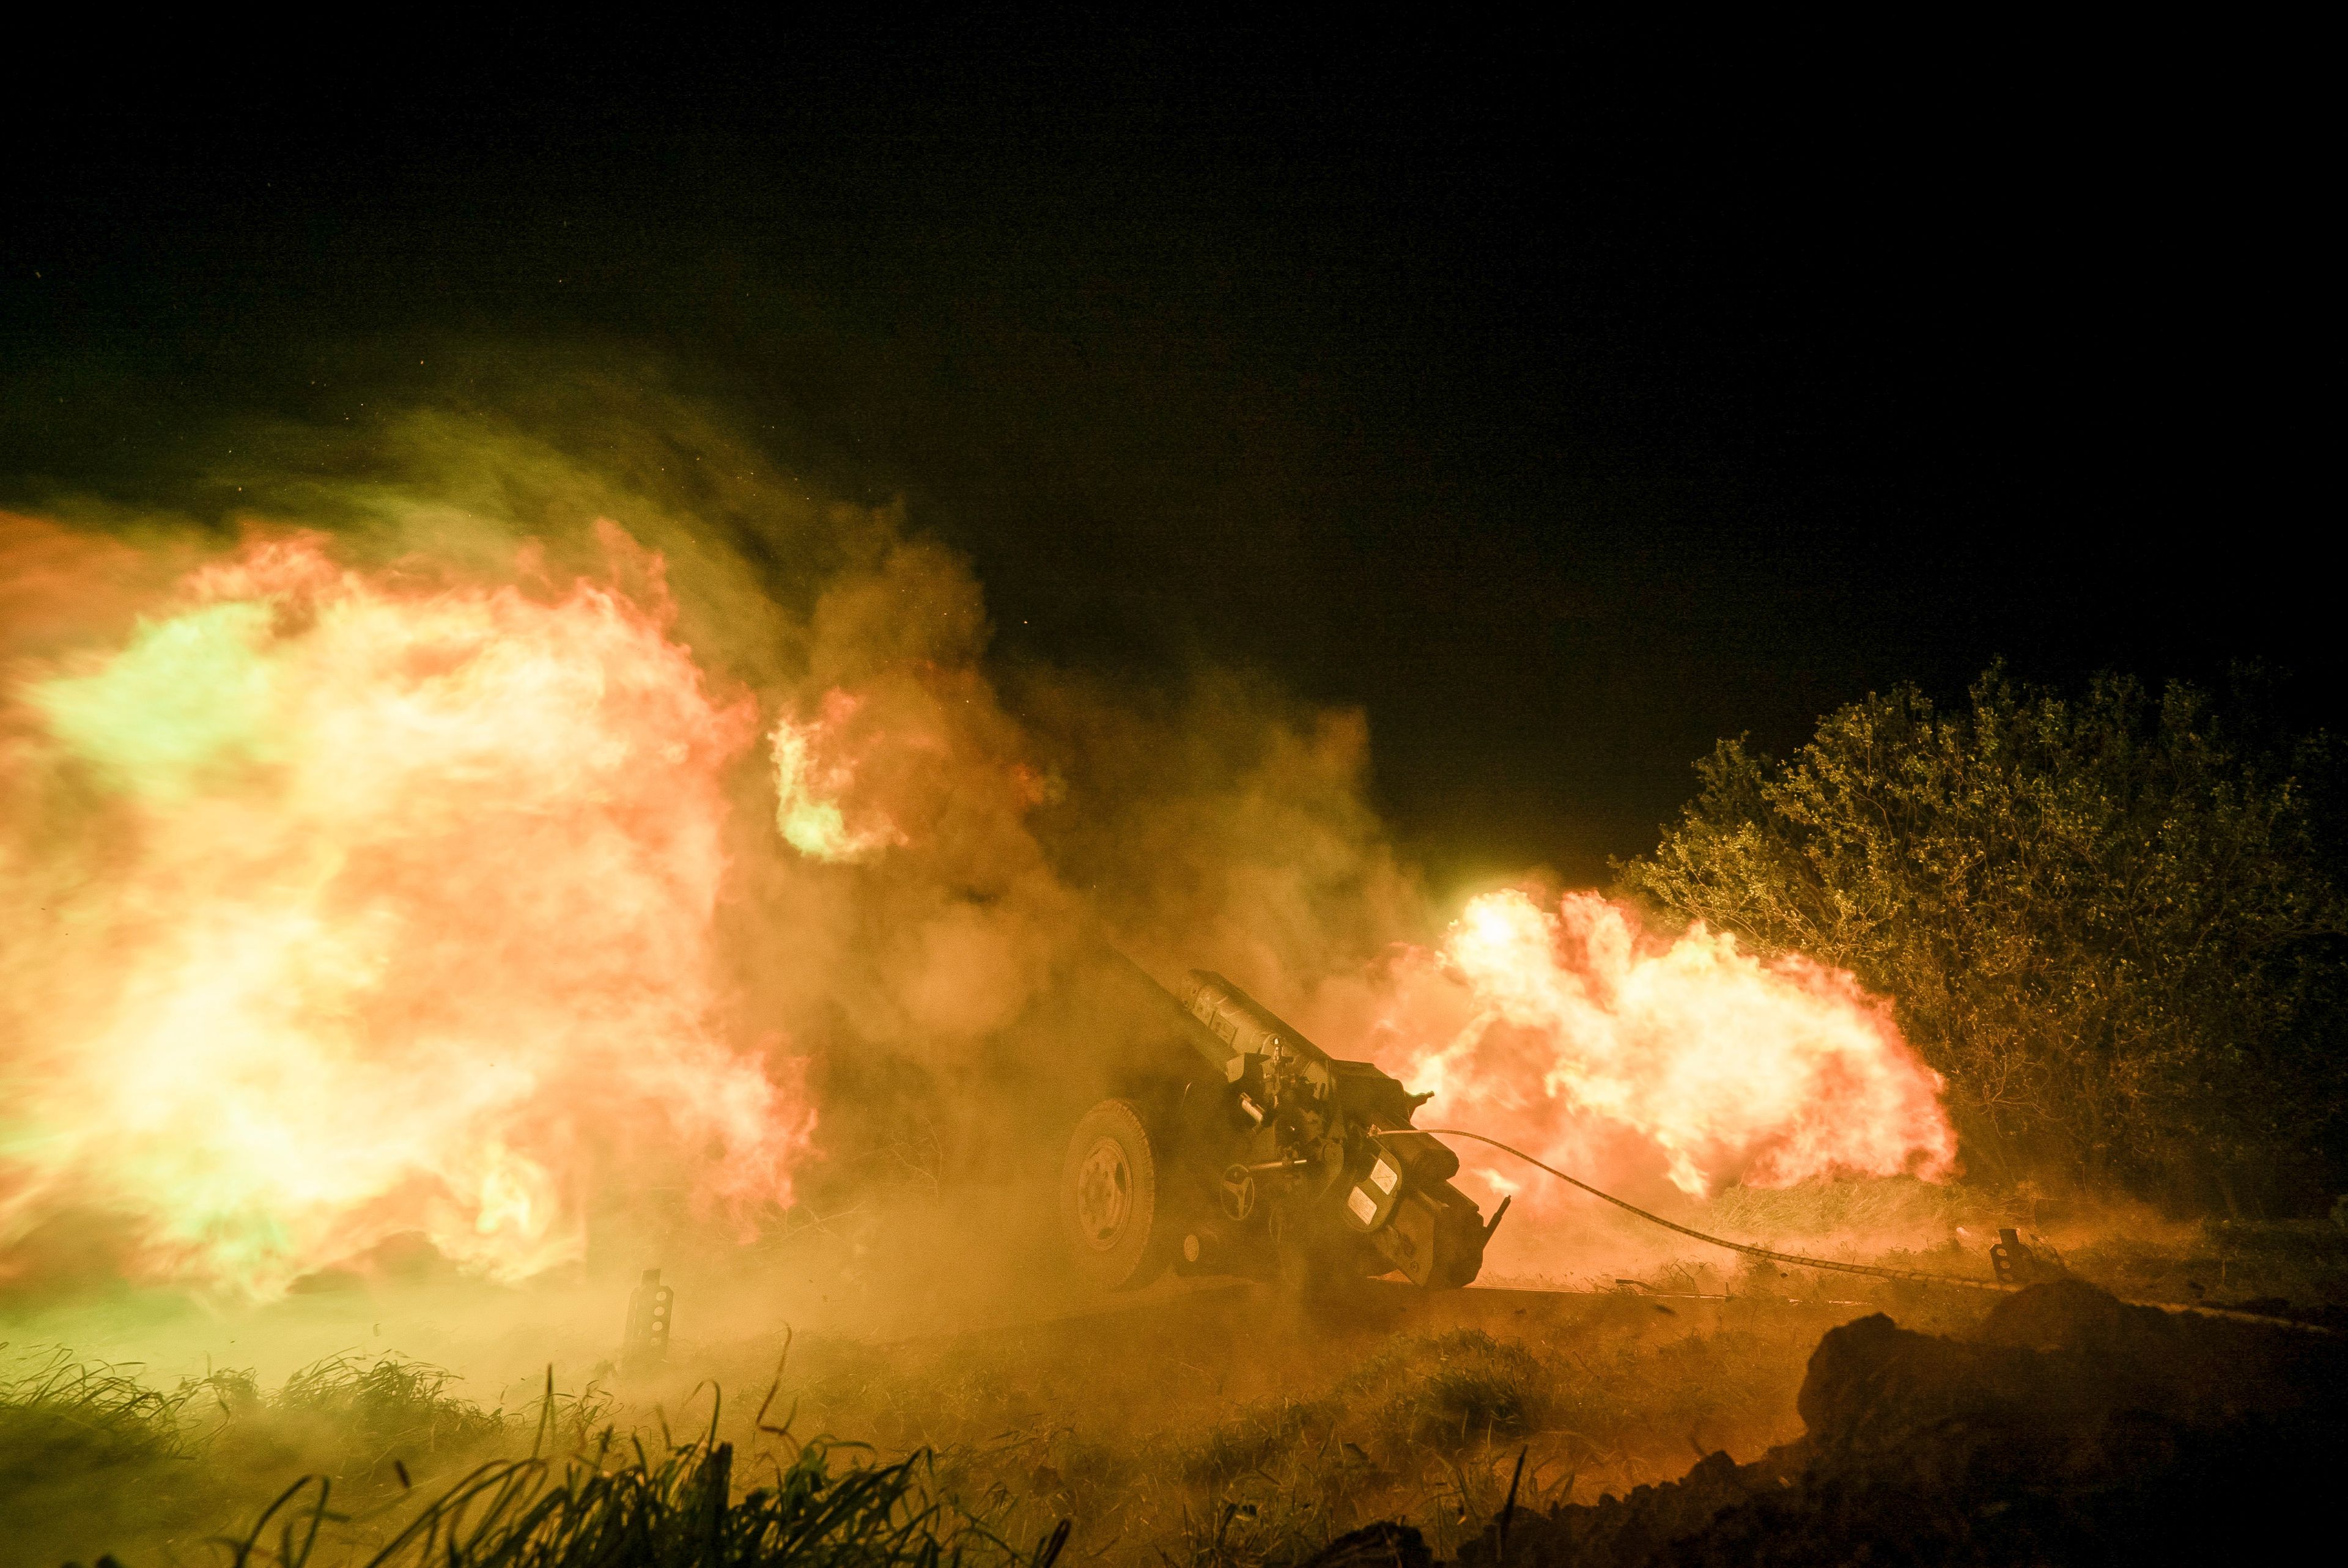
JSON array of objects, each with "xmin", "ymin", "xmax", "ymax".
[
  {"xmin": 1436, "ymin": 1278, "xmax": 2348, "ymax": 1566},
  {"xmin": 7, "ymin": 1188, "xmax": 2344, "ymax": 1566}
]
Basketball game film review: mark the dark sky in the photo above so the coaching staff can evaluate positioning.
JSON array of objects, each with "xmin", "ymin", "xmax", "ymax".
[{"xmin": 2, "ymin": 23, "xmax": 2326, "ymax": 885}]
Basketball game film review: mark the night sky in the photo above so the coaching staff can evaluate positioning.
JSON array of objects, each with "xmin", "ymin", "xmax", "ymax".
[{"xmin": 3, "ymin": 24, "xmax": 2324, "ymax": 885}]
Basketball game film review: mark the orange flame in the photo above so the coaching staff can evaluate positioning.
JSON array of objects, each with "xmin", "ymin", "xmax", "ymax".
[
  {"xmin": 0, "ymin": 525, "xmax": 813, "ymax": 1295},
  {"xmin": 771, "ymin": 689, "xmax": 907, "ymax": 863},
  {"xmin": 1378, "ymin": 890, "xmax": 1956, "ymax": 1201}
]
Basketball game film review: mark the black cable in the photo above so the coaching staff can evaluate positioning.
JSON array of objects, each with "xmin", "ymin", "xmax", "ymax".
[
  {"xmin": 1378, "ymin": 1127, "xmax": 2338, "ymax": 1331},
  {"xmin": 1377, "ymin": 1127, "xmax": 2016, "ymax": 1292}
]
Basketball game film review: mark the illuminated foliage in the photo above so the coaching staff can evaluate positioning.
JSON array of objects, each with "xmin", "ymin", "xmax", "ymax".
[{"xmin": 1622, "ymin": 668, "xmax": 2348, "ymax": 1207}]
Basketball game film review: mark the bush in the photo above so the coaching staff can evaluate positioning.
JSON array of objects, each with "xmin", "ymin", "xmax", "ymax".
[{"xmin": 1620, "ymin": 666, "xmax": 2348, "ymax": 1209}]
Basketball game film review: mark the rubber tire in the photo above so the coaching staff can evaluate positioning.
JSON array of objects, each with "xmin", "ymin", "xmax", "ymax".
[{"xmin": 1060, "ymin": 1099, "xmax": 1170, "ymax": 1291}]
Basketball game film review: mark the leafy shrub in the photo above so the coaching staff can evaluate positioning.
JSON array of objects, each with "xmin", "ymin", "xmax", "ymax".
[{"xmin": 1622, "ymin": 666, "xmax": 2348, "ymax": 1207}]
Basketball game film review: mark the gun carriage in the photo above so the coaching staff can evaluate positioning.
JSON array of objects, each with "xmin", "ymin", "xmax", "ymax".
[{"xmin": 1059, "ymin": 962, "xmax": 1501, "ymax": 1290}]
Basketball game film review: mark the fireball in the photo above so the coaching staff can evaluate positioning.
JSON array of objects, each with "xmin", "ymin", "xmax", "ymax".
[
  {"xmin": 1387, "ymin": 889, "xmax": 1956, "ymax": 1200},
  {"xmin": 0, "ymin": 524, "xmax": 813, "ymax": 1296}
]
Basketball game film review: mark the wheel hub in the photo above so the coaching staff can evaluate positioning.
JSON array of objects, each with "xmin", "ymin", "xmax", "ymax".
[{"xmin": 1074, "ymin": 1136, "xmax": 1132, "ymax": 1248}]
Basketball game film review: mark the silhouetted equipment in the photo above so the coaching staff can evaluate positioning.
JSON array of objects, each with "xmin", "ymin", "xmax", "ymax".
[
  {"xmin": 1058, "ymin": 961, "xmax": 1493, "ymax": 1292},
  {"xmin": 1989, "ymin": 1228, "xmax": 2065, "ymax": 1286},
  {"xmin": 621, "ymin": 1267, "xmax": 674, "ymax": 1372}
]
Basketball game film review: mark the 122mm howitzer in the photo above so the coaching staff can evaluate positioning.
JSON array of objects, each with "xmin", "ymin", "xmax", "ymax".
[{"xmin": 1058, "ymin": 964, "xmax": 1504, "ymax": 1291}]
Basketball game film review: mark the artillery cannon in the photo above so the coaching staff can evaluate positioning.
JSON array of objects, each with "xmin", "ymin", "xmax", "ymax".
[{"xmin": 1058, "ymin": 962, "xmax": 1501, "ymax": 1290}]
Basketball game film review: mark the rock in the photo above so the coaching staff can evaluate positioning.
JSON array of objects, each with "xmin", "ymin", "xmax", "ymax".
[{"xmin": 1453, "ymin": 1282, "xmax": 2348, "ymax": 1566}]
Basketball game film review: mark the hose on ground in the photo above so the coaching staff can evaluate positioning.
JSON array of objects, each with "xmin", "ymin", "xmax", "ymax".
[
  {"xmin": 1379, "ymin": 1127, "xmax": 2021, "ymax": 1292},
  {"xmin": 1387, "ymin": 1127, "xmax": 2341, "ymax": 1333}
]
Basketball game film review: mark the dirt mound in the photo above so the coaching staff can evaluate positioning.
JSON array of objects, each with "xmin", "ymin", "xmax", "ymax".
[{"xmin": 1412, "ymin": 1281, "xmax": 2348, "ymax": 1566}]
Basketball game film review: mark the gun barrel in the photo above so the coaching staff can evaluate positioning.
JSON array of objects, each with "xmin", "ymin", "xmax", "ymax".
[{"xmin": 1183, "ymin": 969, "xmax": 1319, "ymax": 1064}]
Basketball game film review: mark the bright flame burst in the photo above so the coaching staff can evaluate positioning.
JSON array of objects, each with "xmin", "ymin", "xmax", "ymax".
[
  {"xmin": 1389, "ymin": 890, "xmax": 1956, "ymax": 1199},
  {"xmin": 0, "ymin": 528, "xmax": 812, "ymax": 1295},
  {"xmin": 770, "ymin": 689, "xmax": 904, "ymax": 864}
]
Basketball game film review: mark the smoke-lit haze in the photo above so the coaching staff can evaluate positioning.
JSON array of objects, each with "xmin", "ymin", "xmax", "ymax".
[{"xmin": 0, "ymin": 385, "xmax": 1957, "ymax": 1300}]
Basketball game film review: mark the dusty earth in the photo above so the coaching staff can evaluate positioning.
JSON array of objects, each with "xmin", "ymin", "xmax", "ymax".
[
  {"xmin": 9, "ymin": 1192, "xmax": 2347, "ymax": 1564},
  {"xmin": 1355, "ymin": 1280, "xmax": 2348, "ymax": 1567}
]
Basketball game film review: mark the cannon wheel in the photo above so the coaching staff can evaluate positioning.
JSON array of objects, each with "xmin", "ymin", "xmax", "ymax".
[{"xmin": 1060, "ymin": 1099, "xmax": 1170, "ymax": 1290}]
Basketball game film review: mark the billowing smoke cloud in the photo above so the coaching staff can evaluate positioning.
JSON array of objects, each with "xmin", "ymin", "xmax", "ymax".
[
  {"xmin": 0, "ymin": 381, "xmax": 1417, "ymax": 1296},
  {"xmin": 0, "ymin": 517, "xmax": 810, "ymax": 1295},
  {"xmin": 0, "ymin": 369, "xmax": 1955, "ymax": 1299}
]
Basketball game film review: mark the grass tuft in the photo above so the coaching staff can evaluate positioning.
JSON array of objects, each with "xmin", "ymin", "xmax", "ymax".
[
  {"xmin": 1180, "ymin": 1398, "xmax": 1335, "ymax": 1482},
  {"xmin": 2, "ymin": 1342, "xmax": 525, "ymax": 1563},
  {"xmin": 1, "ymin": 1347, "xmax": 198, "ymax": 1473},
  {"xmin": 1343, "ymin": 1330, "xmax": 1550, "ymax": 1452},
  {"xmin": 271, "ymin": 1353, "xmax": 511, "ymax": 1471},
  {"xmin": 224, "ymin": 1432, "xmax": 1068, "ymax": 1568}
]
